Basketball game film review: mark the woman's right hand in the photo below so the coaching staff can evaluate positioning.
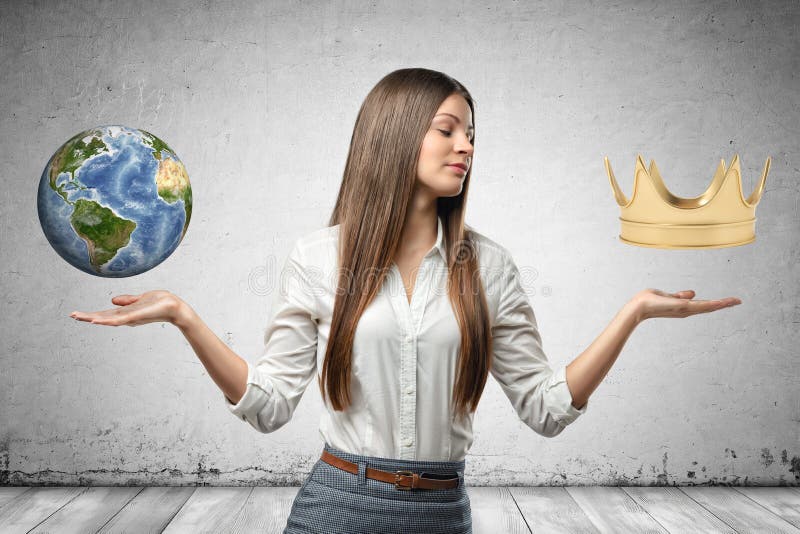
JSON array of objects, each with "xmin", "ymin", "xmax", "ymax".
[{"xmin": 69, "ymin": 290, "xmax": 187, "ymax": 327}]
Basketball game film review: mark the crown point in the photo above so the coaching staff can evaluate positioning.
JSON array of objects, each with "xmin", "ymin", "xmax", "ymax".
[
  {"xmin": 604, "ymin": 156, "xmax": 629, "ymax": 207},
  {"xmin": 635, "ymin": 154, "xmax": 648, "ymax": 173},
  {"xmin": 728, "ymin": 155, "xmax": 741, "ymax": 177},
  {"xmin": 745, "ymin": 155, "xmax": 772, "ymax": 206},
  {"xmin": 608, "ymin": 154, "xmax": 770, "ymax": 248}
]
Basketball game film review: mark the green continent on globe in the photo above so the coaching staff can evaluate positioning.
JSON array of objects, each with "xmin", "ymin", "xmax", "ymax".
[
  {"xmin": 140, "ymin": 130, "xmax": 175, "ymax": 161},
  {"xmin": 155, "ymin": 156, "xmax": 193, "ymax": 240},
  {"xmin": 70, "ymin": 198, "xmax": 137, "ymax": 271},
  {"xmin": 141, "ymin": 129, "xmax": 192, "ymax": 240},
  {"xmin": 48, "ymin": 129, "xmax": 108, "ymax": 203}
]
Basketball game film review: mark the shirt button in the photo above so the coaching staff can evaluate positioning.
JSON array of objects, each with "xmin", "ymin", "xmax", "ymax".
[
  {"xmin": 403, "ymin": 438, "xmax": 413, "ymax": 447},
  {"xmin": 405, "ymin": 386, "xmax": 414, "ymax": 395}
]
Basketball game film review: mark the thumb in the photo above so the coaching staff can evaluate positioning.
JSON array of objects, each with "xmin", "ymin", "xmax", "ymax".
[
  {"xmin": 673, "ymin": 290, "xmax": 695, "ymax": 299},
  {"xmin": 111, "ymin": 294, "xmax": 141, "ymax": 305}
]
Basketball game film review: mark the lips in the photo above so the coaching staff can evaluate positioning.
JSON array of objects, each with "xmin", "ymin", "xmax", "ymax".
[{"xmin": 447, "ymin": 162, "xmax": 468, "ymax": 172}]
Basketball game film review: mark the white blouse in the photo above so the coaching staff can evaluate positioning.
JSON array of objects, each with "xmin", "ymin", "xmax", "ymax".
[{"xmin": 225, "ymin": 215, "xmax": 588, "ymax": 461}]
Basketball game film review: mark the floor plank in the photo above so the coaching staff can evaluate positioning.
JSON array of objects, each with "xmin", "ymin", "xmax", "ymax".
[
  {"xmin": 220, "ymin": 487, "xmax": 299, "ymax": 534},
  {"xmin": 508, "ymin": 487, "xmax": 599, "ymax": 533},
  {"xmin": 97, "ymin": 487, "xmax": 196, "ymax": 533},
  {"xmin": 623, "ymin": 486, "xmax": 736, "ymax": 533},
  {"xmin": 0, "ymin": 485, "xmax": 798, "ymax": 533},
  {"xmin": 28, "ymin": 487, "xmax": 143, "ymax": 534},
  {"xmin": 162, "ymin": 486, "xmax": 253, "ymax": 533},
  {"xmin": 682, "ymin": 486, "xmax": 800, "ymax": 533},
  {"xmin": 0, "ymin": 487, "xmax": 87, "ymax": 534},
  {"xmin": 733, "ymin": 487, "xmax": 800, "ymax": 529},
  {"xmin": 0, "ymin": 487, "xmax": 29, "ymax": 509},
  {"xmin": 566, "ymin": 487, "xmax": 668, "ymax": 533},
  {"xmin": 468, "ymin": 487, "xmax": 531, "ymax": 534}
]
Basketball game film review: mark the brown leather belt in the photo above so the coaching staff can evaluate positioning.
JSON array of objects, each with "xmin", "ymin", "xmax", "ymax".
[{"xmin": 320, "ymin": 449, "xmax": 460, "ymax": 491}]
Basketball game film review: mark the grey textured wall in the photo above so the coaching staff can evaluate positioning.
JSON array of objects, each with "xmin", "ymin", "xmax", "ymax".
[{"xmin": 1, "ymin": 0, "xmax": 798, "ymax": 486}]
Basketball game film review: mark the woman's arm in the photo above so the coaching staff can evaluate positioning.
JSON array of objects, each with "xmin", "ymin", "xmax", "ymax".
[
  {"xmin": 70, "ymin": 241, "xmax": 321, "ymax": 433},
  {"xmin": 70, "ymin": 290, "xmax": 250, "ymax": 405},
  {"xmin": 564, "ymin": 289, "xmax": 741, "ymax": 409},
  {"xmin": 565, "ymin": 300, "xmax": 639, "ymax": 410},
  {"xmin": 173, "ymin": 301, "xmax": 249, "ymax": 405}
]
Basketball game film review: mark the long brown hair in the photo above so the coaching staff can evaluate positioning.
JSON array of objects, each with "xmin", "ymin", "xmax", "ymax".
[{"xmin": 321, "ymin": 67, "xmax": 492, "ymax": 421}]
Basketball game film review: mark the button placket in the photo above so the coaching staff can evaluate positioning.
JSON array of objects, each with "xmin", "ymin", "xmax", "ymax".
[
  {"xmin": 393, "ymin": 255, "xmax": 436, "ymax": 460},
  {"xmin": 411, "ymin": 262, "xmax": 430, "ymax": 335},
  {"xmin": 388, "ymin": 265, "xmax": 413, "ymax": 459},
  {"xmin": 399, "ymin": 327, "xmax": 417, "ymax": 459}
]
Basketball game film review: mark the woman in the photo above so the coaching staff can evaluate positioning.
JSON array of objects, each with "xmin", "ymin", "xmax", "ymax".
[{"xmin": 69, "ymin": 68, "xmax": 741, "ymax": 534}]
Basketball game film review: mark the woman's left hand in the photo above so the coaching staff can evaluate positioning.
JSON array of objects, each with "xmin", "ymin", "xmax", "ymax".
[{"xmin": 633, "ymin": 289, "xmax": 741, "ymax": 322}]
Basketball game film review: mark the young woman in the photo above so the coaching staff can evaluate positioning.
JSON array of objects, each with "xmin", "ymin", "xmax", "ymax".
[{"xmin": 69, "ymin": 67, "xmax": 741, "ymax": 534}]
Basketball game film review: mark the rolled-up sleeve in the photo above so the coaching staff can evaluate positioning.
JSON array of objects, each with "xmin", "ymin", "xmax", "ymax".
[
  {"xmin": 224, "ymin": 241, "xmax": 319, "ymax": 433},
  {"xmin": 489, "ymin": 251, "xmax": 587, "ymax": 437}
]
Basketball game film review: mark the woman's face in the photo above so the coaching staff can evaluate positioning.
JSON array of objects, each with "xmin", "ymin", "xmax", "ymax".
[{"xmin": 415, "ymin": 93, "xmax": 474, "ymax": 198}]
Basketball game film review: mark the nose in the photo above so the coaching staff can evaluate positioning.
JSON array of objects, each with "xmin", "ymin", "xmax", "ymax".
[{"xmin": 455, "ymin": 136, "xmax": 474, "ymax": 157}]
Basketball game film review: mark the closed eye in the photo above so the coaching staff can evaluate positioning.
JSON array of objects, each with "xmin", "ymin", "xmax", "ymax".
[{"xmin": 438, "ymin": 129, "xmax": 474, "ymax": 143}]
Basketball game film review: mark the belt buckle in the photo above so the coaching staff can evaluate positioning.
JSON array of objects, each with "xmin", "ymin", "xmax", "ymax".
[{"xmin": 394, "ymin": 470, "xmax": 414, "ymax": 490}]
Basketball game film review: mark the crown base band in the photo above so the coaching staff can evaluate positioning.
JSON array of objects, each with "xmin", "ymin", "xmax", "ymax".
[{"xmin": 618, "ymin": 218, "xmax": 757, "ymax": 249}]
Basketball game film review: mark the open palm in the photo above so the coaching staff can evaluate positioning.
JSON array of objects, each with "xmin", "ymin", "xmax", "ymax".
[
  {"xmin": 69, "ymin": 290, "xmax": 182, "ymax": 327},
  {"xmin": 635, "ymin": 289, "xmax": 741, "ymax": 321}
]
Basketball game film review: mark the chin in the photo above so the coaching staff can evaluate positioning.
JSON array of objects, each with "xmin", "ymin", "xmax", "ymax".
[
  {"xmin": 435, "ymin": 185, "xmax": 463, "ymax": 198},
  {"xmin": 416, "ymin": 175, "xmax": 464, "ymax": 198}
]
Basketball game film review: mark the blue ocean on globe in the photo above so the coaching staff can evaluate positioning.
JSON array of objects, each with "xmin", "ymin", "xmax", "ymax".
[{"xmin": 37, "ymin": 125, "xmax": 192, "ymax": 277}]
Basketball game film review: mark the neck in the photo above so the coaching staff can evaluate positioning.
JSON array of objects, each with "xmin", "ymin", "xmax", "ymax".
[{"xmin": 398, "ymin": 189, "xmax": 438, "ymax": 256}]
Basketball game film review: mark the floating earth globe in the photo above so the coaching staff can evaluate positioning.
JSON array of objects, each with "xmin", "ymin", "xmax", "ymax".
[{"xmin": 37, "ymin": 125, "xmax": 192, "ymax": 277}]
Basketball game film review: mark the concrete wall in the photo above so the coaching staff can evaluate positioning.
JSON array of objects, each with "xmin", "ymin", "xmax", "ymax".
[{"xmin": 1, "ymin": 0, "xmax": 797, "ymax": 486}]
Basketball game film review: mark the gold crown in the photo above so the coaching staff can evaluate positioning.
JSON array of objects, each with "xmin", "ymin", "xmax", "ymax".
[{"xmin": 604, "ymin": 154, "xmax": 771, "ymax": 249}]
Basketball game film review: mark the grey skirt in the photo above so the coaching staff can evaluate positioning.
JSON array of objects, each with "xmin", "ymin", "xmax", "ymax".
[{"xmin": 283, "ymin": 443, "xmax": 472, "ymax": 534}]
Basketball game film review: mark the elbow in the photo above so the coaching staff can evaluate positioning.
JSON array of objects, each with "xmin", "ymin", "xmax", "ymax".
[
  {"xmin": 522, "ymin": 414, "xmax": 570, "ymax": 438},
  {"xmin": 516, "ymin": 384, "xmax": 587, "ymax": 438},
  {"xmin": 247, "ymin": 403, "xmax": 294, "ymax": 434},
  {"xmin": 543, "ymin": 421, "xmax": 568, "ymax": 438},
  {"xmin": 240, "ymin": 410, "xmax": 292, "ymax": 434},
  {"xmin": 250, "ymin": 418, "xmax": 287, "ymax": 434},
  {"xmin": 227, "ymin": 384, "xmax": 296, "ymax": 434}
]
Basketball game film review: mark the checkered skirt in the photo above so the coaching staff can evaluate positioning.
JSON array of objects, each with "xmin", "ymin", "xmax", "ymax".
[{"xmin": 283, "ymin": 443, "xmax": 472, "ymax": 534}]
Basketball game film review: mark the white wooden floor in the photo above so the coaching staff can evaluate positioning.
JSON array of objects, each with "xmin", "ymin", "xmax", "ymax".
[{"xmin": 0, "ymin": 486, "xmax": 798, "ymax": 533}]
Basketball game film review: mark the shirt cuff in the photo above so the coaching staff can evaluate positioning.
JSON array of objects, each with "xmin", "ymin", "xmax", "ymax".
[
  {"xmin": 543, "ymin": 364, "xmax": 588, "ymax": 427},
  {"xmin": 224, "ymin": 360, "xmax": 272, "ymax": 423}
]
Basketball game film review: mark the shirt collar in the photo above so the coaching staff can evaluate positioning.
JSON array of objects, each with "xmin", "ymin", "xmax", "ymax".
[{"xmin": 430, "ymin": 214, "xmax": 448, "ymax": 263}]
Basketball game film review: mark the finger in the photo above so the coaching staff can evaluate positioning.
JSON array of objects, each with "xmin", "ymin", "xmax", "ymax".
[
  {"xmin": 709, "ymin": 297, "xmax": 741, "ymax": 306},
  {"xmin": 111, "ymin": 294, "xmax": 140, "ymax": 305},
  {"xmin": 72, "ymin": 313, "xmax": 116, "ymax": 324},
  {"xmin": 71, "ymin": 309, "xmax": 120, "ymax": 321},
  {"xmin": 90, "ymin": 317, "xmax": 120, "ymax": 327},
  {"xmin": 71, "ymin": 313, "xmax": 101, "ymax": 322},
  {"xmin": 650, "ymin": 289, "xmax": 671, "ymax": 297},
  {"xmin": 688, "ymin": 299, "xmax": 739, "ymax": 314}
]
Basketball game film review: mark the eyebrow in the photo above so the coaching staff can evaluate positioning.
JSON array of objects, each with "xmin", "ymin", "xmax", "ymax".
[{"xmin": 434, "ymin": 113, "xmax": 474, "ymax": 132}]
